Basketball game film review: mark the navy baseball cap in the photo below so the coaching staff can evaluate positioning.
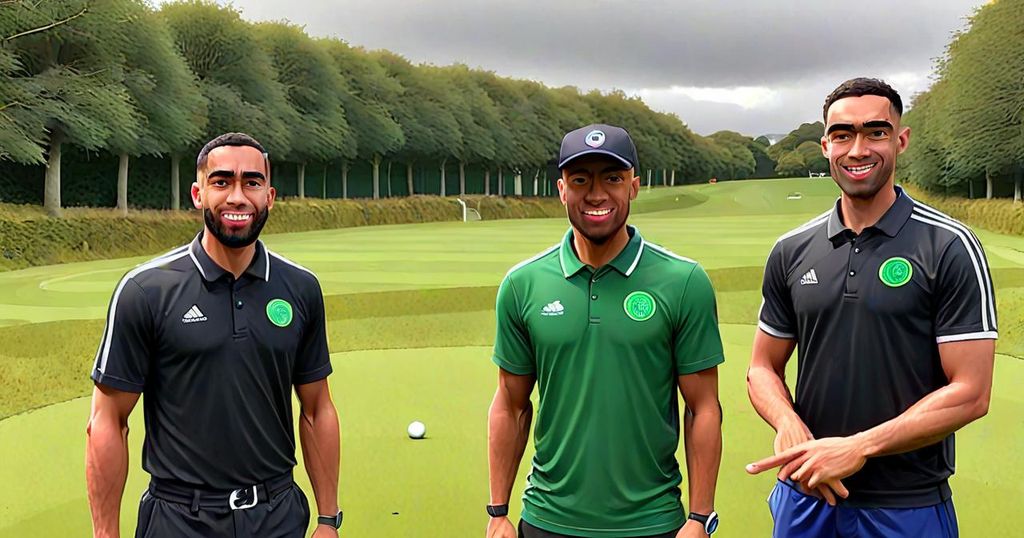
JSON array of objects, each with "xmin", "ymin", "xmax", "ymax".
[{"xmin": 558, "ymin": 123, "xmax": 638, "ymax": 170}]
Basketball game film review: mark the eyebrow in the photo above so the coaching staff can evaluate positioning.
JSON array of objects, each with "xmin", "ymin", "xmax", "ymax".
[
  {"xmin": 826, "ymin": 120, "xmax": 894, "ymax": 135},
  {"xmin": 207, "ymin": 169, "xmax": 266, "ymax": 180}
]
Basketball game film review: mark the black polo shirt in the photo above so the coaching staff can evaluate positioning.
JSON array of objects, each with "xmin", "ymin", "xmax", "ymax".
[
  {"xmin": 758, "ymin": 187, "xmax": 997, "ymax": 508},
  {"xmin": 91, "ymin": 233, "xmax": 332, "ymax": 489}
]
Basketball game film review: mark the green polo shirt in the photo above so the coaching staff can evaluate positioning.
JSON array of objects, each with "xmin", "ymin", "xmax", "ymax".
[{"xmin": 493, "ymin": 226, "xmax": 724, "ymax": 537}]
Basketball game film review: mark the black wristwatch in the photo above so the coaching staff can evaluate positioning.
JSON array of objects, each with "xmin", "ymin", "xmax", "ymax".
[
  {"xmin": 486, "ymin": 504, "xmax": 509, "ymax": 517},
  {"xmin": 317, "ymin": 510, "xmax": 343, "ymax": 529},
  {"xmin": 688, "ymin": 511, "xmax": 719, "ymax": 535}
]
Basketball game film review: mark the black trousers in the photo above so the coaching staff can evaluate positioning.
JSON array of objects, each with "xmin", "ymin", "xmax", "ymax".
[
  {"xmin": 519, "ymin": 518, "xmax": 682, "ymax": 538},
  {"xmin": 134, "ymin": 483, "xmax": 310, "ymax": 538}
]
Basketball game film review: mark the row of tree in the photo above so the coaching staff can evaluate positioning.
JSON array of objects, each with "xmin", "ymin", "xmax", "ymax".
[
  {"xmin": 900, "ymin": 0, "xmax": 1023, "ymax": 200},
  {"xmin": 0, "ymin": 1, "xmax": 800, "ymax": 216}
]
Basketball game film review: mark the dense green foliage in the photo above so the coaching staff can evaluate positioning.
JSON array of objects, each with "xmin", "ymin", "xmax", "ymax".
[
  {"xmin": 0, "ymin": 0, "xmax": 776, "ymax": 212},
  {"xmin": 0, "ymin": 195, "xmax": 564, "ymax": 270},
  {"xmin": 901, "ymin": 0, "xmax": 1024, "ymax": 199}
]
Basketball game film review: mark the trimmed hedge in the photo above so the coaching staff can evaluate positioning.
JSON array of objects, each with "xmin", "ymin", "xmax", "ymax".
[
  {"xmin": 0, "ymin": 195, "xmax": 564, "ymax": 271},
  {"xmin": 905, "ymin": 185, "xmax": 1024, "ymax": 236}
]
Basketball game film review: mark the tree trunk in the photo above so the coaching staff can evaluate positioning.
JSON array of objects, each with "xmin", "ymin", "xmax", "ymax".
[
  {"xmin": 459, "ymin": 162, "xmax": 466, "ymax": 195},
  {"xmin": 968, "ymin": 180, "xmax": 974, "ymax": 199},
  {"xmin": 485, "ymin": 169, "xmax": 491, "ymax": 195},
  {"xmin": 371, "ymin": 154, "xmax": 381, "ymax": 199},
  {"xmin": 670, "ymin": 169, "xmax": 676, "ymax": 186},
  {"xmin": 342, "ymin": 161, "xmax": 349, "ymax": 199},
  {"xmin": 407, "ymin": 163, "xmax": 414, "ymax": 195},
  {"xmin": 986, "ymin": 170, "xmax": 993, "ymax": 199},
  {"xmin": 662, "ymin": 169, "xmax": 667, "ymax": 186},
  {"xmin": 439, "ymin": 159, "xmax": 447, "ymax": 197},
  {"xmin": 513, "ymin": 172, "xmax": 522, "ymax": 196},
  {"xmin": 533, "ymin": 169, "xmax": 540, "ymax": 196},
  {"xmin": 170, "ymin": 153, "xmax": 181, "ymax": 210},
  {"xmin": 117, "ymin": 152, "xmax": 129, "ymax": 216},
  {"xmin": 646, "ymin": 169, "xmax": 652, "ymax": 188},
  {"xmin": 1014, "ymin": 167, "xmax": 1022, "ymax": 204},
  {"xmin": 498, "ymin": 167, "xmax": 504, "ymax": 196},
  {"xmin": 297, "ymin": 163, "xmax": 306, "ymax": 199},
  {"xmin": 44, "ymin": 129, "xmax": 63, "ymax": 217},
  {"xmin": 386, "ymin": 161, "xmax": 393, "ymax": 197}
]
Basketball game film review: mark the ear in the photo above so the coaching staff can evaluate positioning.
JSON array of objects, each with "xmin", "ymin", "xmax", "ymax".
[
  {"xmin": 629, "ymin": 173, "xmax": 641, "ymax": 200},
  {"xmin": 267, "ymin": 186, "xmax": 276, "ymax": 210},
  {"xmin": 557, "ymin": 178, "xmax": 567, "ymax": 205},
  {"xmin": 820, "ymin": 135, "xmax": 829, "ymax": 158},
  {"xmin": 896, "ymin": 126, "xmax": 911, "ymax": 155},
  {"xmin": 191, "ymin": 181, "xmax": 202, "ymax": 210}
]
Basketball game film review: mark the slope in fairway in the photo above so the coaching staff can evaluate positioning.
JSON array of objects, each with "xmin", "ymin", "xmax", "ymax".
[{"xmin": 0, "ymin": 179, "xmax": 1021, "ymax": 536}]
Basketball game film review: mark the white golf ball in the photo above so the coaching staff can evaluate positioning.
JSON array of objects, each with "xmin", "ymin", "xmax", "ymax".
[{"xmin": 407, "ymin": 421, "xmax": 426, "ymax": 439}]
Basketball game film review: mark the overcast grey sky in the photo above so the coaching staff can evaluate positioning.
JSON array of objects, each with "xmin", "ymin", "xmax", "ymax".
[{"xmin": 174, "ymin": 0, "xmax": 982, "ymax": 136}]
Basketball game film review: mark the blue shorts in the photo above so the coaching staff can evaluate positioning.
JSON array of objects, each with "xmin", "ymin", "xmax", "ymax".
[{"xmin": 768, "ymin": 480, "xmax": 958, "ymax": 538}]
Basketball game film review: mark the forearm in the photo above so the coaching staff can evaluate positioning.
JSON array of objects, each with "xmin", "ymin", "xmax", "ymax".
[
  {"xmin": 855, "ymin": 380, "xmax": 989, "ymax": 458},
  {"xmin": 86, "ymin": 419, "xmax": 129, "ymax": 538},
  {"xmin": 299, "ymin": 403, "xmax": 340, "ymax": 516},
  {"xmin": 747, "ymin": 364, "xmax": 802, "ymax": 431},
  {"xmin": 683, "ymin": 405, "xmax": 721, "ymax": 514},
  {"xmin": 487, "ymin": 399, "xmax": 532, "ymax": 504}
]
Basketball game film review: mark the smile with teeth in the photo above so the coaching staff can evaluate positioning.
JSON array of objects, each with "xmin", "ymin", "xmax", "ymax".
[
  {"xmin": 223, "ymin": 212, "xmax": 252, "ymax": 222},
  {"xmin": 583, "ymin": 208, "xmax": 612, "ymax": 216},
  {"xmin": 843, "ymin": 163, "xmax": 877, "ymax": 173}
]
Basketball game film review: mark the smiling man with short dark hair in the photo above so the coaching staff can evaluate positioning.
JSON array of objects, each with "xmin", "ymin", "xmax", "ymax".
[
  {"xmin": 746, "ymin": 78, "xmax": 996, "ymax": 538},
  {"xmin": 86, "ymin": 133, "xmax": 343, "ymax": 538}
]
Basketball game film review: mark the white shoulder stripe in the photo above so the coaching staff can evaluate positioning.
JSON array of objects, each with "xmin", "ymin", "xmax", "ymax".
[
  {"xmin": 506, "ymin": 244, "xmax": 559, "ymax": 278},
  {"xmin": 625, "ymin": 241, "xmax": 646, "ymax": 276},
  {"xmin": 642, "ymin": 241, "xmax": 696, "ymax": 264},
  {"xmin": 775, "ymin": 209, "xmax": 831, "ymax": 244},
  {"xmin": 94, "ymin": 249, "xmax": 191, "ymax": 373},
  {"xmin": 910, "ymin": 204, "xmax": 996, "ymax": 327},
  {"xmin": 267, "ymin": 250, "xmax": 317, "ymax": 278},
  {"xmin": 936, "ymin": 331, "xmax": 998, "ymax": 344},
  {"xmin": 909, "ymin": 211, "xmax": 996, "ymax": 331}
]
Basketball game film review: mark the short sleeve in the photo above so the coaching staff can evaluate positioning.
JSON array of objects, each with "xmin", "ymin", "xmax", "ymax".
[
  {"xmin": 934, "ymin": 236, "xmax": 998, "ymax": 343},
  {"xmin": 674, "ymin": 265, "xmax": 725, "ymax": 375},
  {"xmin": 492, "ymin": 275, "xmax": 535, "ymax": 375},
  {"xmin": 758, "ymin": 243, "xmax": 796, "ymax": 339},
  {"xmin": 91, "ymin": 278, "xmax": 152, "ymax": 393},
  {"xmin": 294, "ymin": 279, "xmax": 333, "ymax": 385}
]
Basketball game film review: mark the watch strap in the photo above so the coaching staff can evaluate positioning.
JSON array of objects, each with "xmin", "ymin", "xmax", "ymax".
[
  {"xmin": 486, "ymin": 504, "xmax": 509, "ymax": 517},
  {"xmin": 317, "ymin": 510, "xmax": 343, "ymax": 529}
]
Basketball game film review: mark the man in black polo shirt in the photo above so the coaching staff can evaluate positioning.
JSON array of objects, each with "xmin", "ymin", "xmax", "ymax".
[
  {"xmin": 745, "ymin": 79, "xmax": 996, "ymax": 537},
  {"xmin": 86, "ymin": 133, "xmax": 343, "ymax": 538}
]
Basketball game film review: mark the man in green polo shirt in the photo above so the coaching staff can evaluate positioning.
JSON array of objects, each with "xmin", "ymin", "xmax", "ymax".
[{"xmin": 485, "ymin": 124, "xmax": 725, "ymax": 538}]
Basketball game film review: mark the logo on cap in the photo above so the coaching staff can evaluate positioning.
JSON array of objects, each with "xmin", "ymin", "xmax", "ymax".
[{"xmin": 585, "ymin": 130, "xmax": 606, "ymax": 148}]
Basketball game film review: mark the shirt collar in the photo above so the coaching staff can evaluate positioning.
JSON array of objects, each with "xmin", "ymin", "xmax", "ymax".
[
  {"xmin": 558, "ymin": 225, "xmax": 644, "ymax": 279},
  {"xmin": 827, "ymin": 185, "xmax": 914, "ymax": 244},
  {"xmin": 189, "ymin": 232, "xmax": 270, "ymax": 282}
]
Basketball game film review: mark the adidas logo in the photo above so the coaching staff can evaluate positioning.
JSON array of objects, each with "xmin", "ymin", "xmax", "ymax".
[
  {"xmin": 799, "ymin": 269, "xmax": 819, "ymax": 286},
  {"xmin": 181, "ymin": 304, "xmax": 208, "ymax": 323},
  {"xmin": 541, "ymin": 300, "xmax": 565, "ymax": 316}
]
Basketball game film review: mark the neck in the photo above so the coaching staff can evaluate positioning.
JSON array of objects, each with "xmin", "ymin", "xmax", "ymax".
[
  {"xmin": 840, "ymin": 181, "xmax": 898, "ymax": 235},
  {"xmin": 201, "ymin": 229, "xmax": 256, "ymax": 279},
  {"xmin": 572, "ymin": 225, "xmax": 630, "ymax": 269}
]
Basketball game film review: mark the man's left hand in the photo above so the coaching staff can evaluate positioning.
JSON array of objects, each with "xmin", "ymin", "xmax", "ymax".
[
  {"xmin": 676, "ymin": 519, "xmax": 707, "ymax": 537},
  {"xmin": 746, "ymin": 436, "xmax": 864, "ymax": 495},
  {"xmin": 312, "ymin": 524, "xmax": 339, "ymax": 537}
]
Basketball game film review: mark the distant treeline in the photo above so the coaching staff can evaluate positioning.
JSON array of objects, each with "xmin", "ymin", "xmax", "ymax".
[
  {"xmin": 0, "ymin": 0, "xmax": 797, "ymax": 216},
  {"xmin": 901, "ymin": 0, "xmax": 1024, "ymax": 201}
]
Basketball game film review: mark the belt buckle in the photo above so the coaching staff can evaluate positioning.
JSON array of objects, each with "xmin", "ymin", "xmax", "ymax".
[{"xmin": 229, "ymin": 485, "xmax": 258, "ymax": 510}]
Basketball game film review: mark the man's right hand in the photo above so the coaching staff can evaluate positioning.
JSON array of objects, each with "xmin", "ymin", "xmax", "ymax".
[
  {"xmin": 486, "ymin": 516, "xmax": 517, "ymax": 538},
  {"xmin": 773, "ymin": 417, "xmax": 845, "ymax": 505}
]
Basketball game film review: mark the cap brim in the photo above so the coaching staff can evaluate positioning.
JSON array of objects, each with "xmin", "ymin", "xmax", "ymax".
[{"xmin": 558, "ymin": 149, "xmax": 633, "ymax": 170}]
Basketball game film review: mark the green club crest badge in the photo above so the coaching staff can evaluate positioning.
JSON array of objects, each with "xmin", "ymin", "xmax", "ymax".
[
  {"xmin": 878, "ymin": 257, "xmax": 913, "ymax": 287},
  {"xmin": 623, "ymin": 291, "xmax": 657, "ymax": 322},
  {"xmin": 266, "ymin": 299, "xmax": 293, "ymax": 327}
]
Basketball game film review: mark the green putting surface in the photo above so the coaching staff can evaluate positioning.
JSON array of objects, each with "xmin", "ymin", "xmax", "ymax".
[{"xmin": 1, "ymin": 178, "xmax": 1021, "ymax": 536}]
